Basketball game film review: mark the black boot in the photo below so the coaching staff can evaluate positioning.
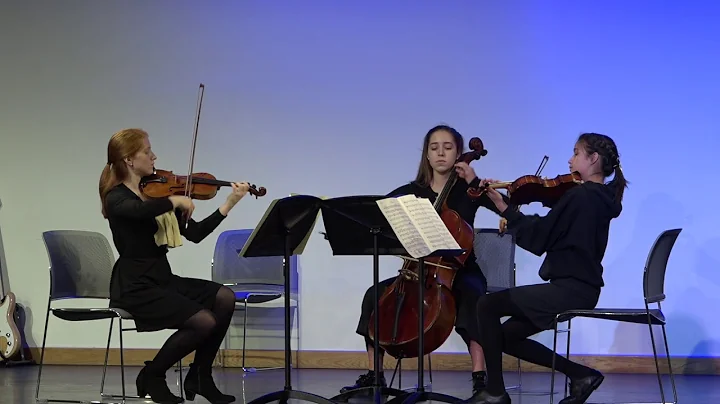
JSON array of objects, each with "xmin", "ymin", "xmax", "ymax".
[
  {"xmin": 558, "ymin": 371, "xmax": 604, "ymax": 404},
  {"xmin": 472, "ymin": 371, "xmax": 487, "ymax": 394},
  {"xmin": 339, "ymin": 370, "xmax": 386, "ymax": 393},
  {"xmin": 464, "ymin": 370, "xmax": 487, "ymax": 401},
  {"xmin": 136, "ymin": 360, "xmax": 184, "ymax": 404},
  {"xmin": 183, "ymin": 362, "xmax": 235, "ymax": 403}
]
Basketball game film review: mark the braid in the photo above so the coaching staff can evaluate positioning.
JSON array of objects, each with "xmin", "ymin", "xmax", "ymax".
[{"xmin": 577, "ymin": 132, "xmax": 629, "ymax": 202}]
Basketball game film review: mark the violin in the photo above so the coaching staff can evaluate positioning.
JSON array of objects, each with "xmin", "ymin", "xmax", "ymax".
[
  {"xmin": 140, "ymin": 83, "xmax": 267, "ymax": 204},
  {"xmin": 368, "ymin": 137, "xmax": 488, "ymax": 359},
  {"xmin": 468, "ymin": 171, "xmax": 583, "ymax": 208},
  {"xmin": 140, "ymin": 169, "xmax": 267, "ymax": 200}
]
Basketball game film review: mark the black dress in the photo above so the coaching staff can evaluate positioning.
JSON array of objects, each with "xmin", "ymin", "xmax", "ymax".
[
  {"xmin": 355, "ymin": 178, "xmax": 504, "ymax": 347},
  {"xmin": 499, "ymin": 181, "xmax": 623, "ymax": 330},
  {"xmin": 105, "ymin": 183, "xmax": 227, "ymax": 332}
]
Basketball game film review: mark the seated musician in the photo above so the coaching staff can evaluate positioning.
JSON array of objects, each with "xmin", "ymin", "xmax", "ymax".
[
  {"xmin": 99, "ymin": 128, "xmax": 250, "ymax": 404},
  {"xmin": 340, "ymin": 124, "xmax": 508, "ymax": 400},
  {"xmin": 470, "ymin": 133, "xmax": 627, "ymax": 404}
]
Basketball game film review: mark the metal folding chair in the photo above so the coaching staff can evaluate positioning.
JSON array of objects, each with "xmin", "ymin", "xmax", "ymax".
[
  {"xmin": 35, "ymin": 230, "xmax": 182, "ymax": 403},
  {"xmin": 550, "ymin": 228, "xmax": 682, "ymax": 404},
  {"xmin": 211, "ymin": 229, "xmax": 298, "ymax": 372}
]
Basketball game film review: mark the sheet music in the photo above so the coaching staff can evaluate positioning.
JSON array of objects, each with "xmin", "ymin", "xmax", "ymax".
[
  {"xmin": 399, "ymin": 196, "xmax": 462, "ymax": 252},
  {"xmin": 376, "ymin": 197, "xmax": 430, "ymax": 258}
]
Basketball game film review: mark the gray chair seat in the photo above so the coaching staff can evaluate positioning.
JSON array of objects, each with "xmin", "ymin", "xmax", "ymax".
[
  {"xmin": 557, "ymin": 307, "xmax": 665, "ymax": 325},
  {"xmin": 51, "ymin": 307, "xmax": 133, "ymax": 322}
]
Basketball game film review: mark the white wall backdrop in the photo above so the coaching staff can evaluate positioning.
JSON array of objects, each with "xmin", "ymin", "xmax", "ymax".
[{"xmin": 1, "ymin": 0, "xmax": 719, "ymax": 361}]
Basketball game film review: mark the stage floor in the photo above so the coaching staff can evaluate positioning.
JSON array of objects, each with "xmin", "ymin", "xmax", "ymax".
[{"xmin": 6, "ymin": 364, "xmax": 714, "ymax": 403}]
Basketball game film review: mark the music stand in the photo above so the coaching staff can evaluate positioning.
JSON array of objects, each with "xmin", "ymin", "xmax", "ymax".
[
  {"xmin": 320, "ymin": 196, "xmax": 460, "ymax": 404},
  {"xmin": 239, "ymin": 195, "xmax": 334, "ymax": 404}
]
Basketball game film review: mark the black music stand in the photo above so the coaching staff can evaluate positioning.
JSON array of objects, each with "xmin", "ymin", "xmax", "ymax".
[
  {"xmin": 240, "ymin": 195, "xmax": 334, "ymax": 404},
  {"xmin": 321, "ymin": 195, "xmax": 410, "ymax": 404},
  {"xmin": 320, "ymin": 196, "xmax": 461, "ymax": 404},
  {"xmin": 381, "ymin": 251, "xmax": 462, "ymax": 404}
]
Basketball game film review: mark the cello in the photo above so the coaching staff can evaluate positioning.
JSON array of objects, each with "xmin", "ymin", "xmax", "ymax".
[
  {"xmin": 139, "ymin": 84, "xmax": 267, "ymax": 204},
  {"xmin": 367, "ymin": 137, "xmax": 488, "ymax": 359}
]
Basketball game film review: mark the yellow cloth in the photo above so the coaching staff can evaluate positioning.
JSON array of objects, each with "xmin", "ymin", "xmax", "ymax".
[{"xmin": 154, "ymin": 211, "xmax": 183, "ymax": 248}]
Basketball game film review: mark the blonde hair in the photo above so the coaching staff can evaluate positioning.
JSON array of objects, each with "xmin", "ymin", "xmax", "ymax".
[{"xmin": 99, "ymin": 128, "xmax": 149, "ymax": 218}]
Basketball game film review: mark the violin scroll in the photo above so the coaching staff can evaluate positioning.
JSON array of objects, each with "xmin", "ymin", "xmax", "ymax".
[{"xmin": 247, "ymin": 184, "xmax": 267, "ymax": 198}]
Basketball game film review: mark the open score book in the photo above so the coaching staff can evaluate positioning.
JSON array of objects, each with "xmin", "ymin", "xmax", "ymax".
[{"xmin": 376, "ymin": 194, "xmax": 464, "ymax": 259}]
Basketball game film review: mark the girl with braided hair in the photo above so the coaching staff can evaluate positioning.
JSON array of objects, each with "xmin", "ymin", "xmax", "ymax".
[{"xmin": 467, "ymin": 133, "xmax": 627, "ymax": 404}]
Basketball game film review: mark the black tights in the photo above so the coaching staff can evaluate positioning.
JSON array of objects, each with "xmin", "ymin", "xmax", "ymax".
[
  {"xmin": 475, "ymin": 290, "xmax": 595, "ymax": 395},
  {"xmin": 147, "ymin": 286, "xmax": 236, "ymax": 375}
]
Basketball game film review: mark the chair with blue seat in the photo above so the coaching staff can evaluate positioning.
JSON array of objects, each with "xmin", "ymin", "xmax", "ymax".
[
  {"xmin": 473, "ymin": 228, "xmax": 523, "ymax": 391},
  {"xmin": 211, "ymin": 228, "xmax": 299, "ymax": 372},
  {"xmin": 549, "ymin": 228, "xmax": 681, "ymax": 404},
  {"xmin": 35, "ymin": 230, "xmax": 183, "ymax": 403}
]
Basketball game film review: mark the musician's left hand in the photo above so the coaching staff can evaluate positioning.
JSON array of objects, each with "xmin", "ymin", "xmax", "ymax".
[
  {"xmin": 227, "ymin": 182, "xmax": 250, "ymax": 205},
  {"xmin": 454, "ymin": 162, "xmax": 477, "ymax": 184}
]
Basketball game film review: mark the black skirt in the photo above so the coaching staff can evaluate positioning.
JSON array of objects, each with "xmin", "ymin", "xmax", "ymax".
[{"xmin": 109, "ymin": 255, "xmax": 222, "ymax": 332}]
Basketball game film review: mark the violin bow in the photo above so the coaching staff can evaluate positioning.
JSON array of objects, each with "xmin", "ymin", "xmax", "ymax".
[{"xmin": 182, "ymin": 83, "xmax": 205, "ymax": 227}]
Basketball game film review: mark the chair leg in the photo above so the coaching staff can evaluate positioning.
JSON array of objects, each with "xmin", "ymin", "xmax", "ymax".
[
  {"xmin": 564, "ymin": 319, "xmax": 572, "ymax": 398},
  {"xmin": 506, "ymin": 357, "xmax": 522, "ymax": 391},
  {"xmin": 239, "ymin": 298, "xmax": 284, "ymax": 372},
  {"xmin": 428, "ymin": 354, "xmax": 432, "ymax": 386},
  {"xmin": 119, "ymin": 318, "xmax": 127, "ymax": 401},
  {"xmin": 646, "ymin": 310, "xmax": 667, "ymax": 404},
  {"xmin": 550, "ymin": 319, "xmax": 559, "ymax": 404},
  {"xmin": 177, "ymin": 360, "xmax": 184, "ymax": 399},
  {"xmin": 34, "ymin": 300, "xmax": 52, "ymax": 402},
  {"xmin": 389, "ymin": 357, "xmax": 402, "ymax": 388},
  {"xmin": 660, "ymin": 323, "xmax": 678, "ymax": 404},
  {"xmin": 100, "ymin": 317, "xmax": 114, "ymax": 397},
  {"xmin": 241, "ymin": 300, "xmax": 249, "ymax": 371}
]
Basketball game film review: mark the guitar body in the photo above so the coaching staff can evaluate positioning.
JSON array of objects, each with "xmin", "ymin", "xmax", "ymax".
[{"xmin": 0, "ymin": 292, "xmax": 21, "ymax": 360}]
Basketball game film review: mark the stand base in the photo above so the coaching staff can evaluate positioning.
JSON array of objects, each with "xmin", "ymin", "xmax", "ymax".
[
  {"xmin": 331, "ymin": 386, "xmax": 409, "ymax": 403},
  {"xmin": 385, "ymin": 389, "xmax": 460, "ymax": 404},
  {"xmin": 248, "ymin": 388, "xmax": 336, "ymax": 404}
]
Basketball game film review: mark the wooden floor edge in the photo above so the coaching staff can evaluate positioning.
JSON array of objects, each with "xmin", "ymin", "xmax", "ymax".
[{"xmin": 22, "ymin": 347, "xmax": 720, "ymax": 375}]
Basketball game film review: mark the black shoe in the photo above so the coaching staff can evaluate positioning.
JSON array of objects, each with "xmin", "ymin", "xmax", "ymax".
[
  {"xmin": 339, "ymin": 371, "xmax": 386, "ymax": 393},
  {"xmin": 183, "ymin": 362, "xmax": 235, "ymax": 403},
  {"xmin": 465, "ymin": 390, "xmax": 511, "ymax": 404},
  {"xmin": 136, "ymin": 361, "xmax": 184, "ymax": 404},
  {"xmin": 558, "ymin": 371, "xmax": 604, "ymax": 404},
  {"xmin": 472, "ymin": 371, "xmax": 487, "ymax": 394}
]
